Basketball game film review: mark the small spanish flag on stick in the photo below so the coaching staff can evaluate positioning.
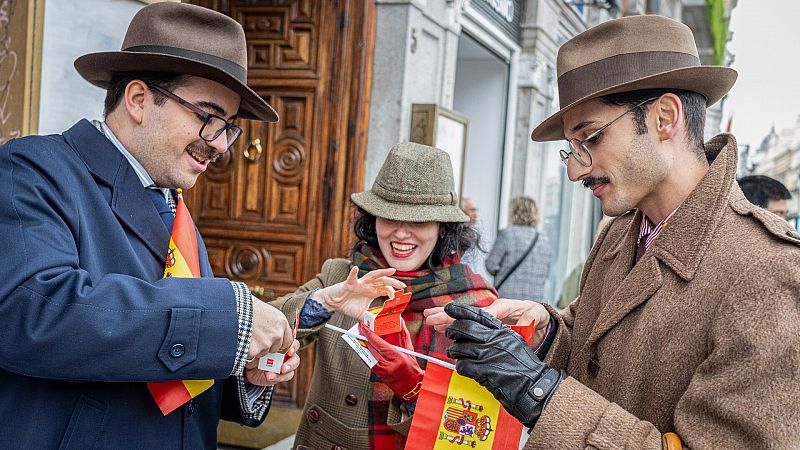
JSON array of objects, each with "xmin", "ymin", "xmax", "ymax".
[
  {"xmin": 147, "ymin": 189, "xmax": 214, "ymax": 416},
  {"xmin": 406, "ymin": 363, "xmax": 523, "ymax": 449}
]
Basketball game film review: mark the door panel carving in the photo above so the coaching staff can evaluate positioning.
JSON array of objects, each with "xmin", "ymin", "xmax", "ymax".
[{"xmin": 187, "ymin": 0, "xmax": 375, "ymax": 409}]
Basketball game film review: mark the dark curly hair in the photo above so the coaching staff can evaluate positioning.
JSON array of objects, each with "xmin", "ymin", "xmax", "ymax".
[{"xmin": 352, "ymin": 207, "xmax": 481, "ymax": 271}]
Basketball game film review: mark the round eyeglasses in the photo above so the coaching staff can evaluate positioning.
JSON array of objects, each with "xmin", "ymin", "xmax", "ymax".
[
  {"xmin": 559, "ymin": 97, "xmax": 658, "ymax": 167},
  {"xmin": 147, "ymin": 83, "xmax": 243, "ymax": 149}
]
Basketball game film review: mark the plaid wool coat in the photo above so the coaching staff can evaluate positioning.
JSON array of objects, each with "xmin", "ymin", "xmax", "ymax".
[
  {"xmin": 271, "ymin": 259, "xmax": 412, "ymax": 450},
  {"xmin": 524, "ymin": 134, "xmax": 800, "ymax": 449}
]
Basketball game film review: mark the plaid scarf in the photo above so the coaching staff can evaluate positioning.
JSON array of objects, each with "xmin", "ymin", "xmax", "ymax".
[{"xmin": 353, "ymin": 243, "xmax": 497, "ymax": 450}]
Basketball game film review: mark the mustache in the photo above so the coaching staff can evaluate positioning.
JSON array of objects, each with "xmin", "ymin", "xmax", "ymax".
[
  {"xmin": 583, "ymin": 175, "xmax": 610, "ymax": 189},
  {"xmin": 187, "ymin": 141, "xmax": 222, "ymax": 163}
]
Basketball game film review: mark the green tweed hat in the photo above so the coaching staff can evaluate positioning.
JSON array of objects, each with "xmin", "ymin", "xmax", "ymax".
[{"xmin": 351, "ymin": 142, "xmax": 469, "ymax": 223}]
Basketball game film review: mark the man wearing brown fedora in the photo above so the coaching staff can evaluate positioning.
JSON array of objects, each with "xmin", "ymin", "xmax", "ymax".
[
  {"xmin": 440, "ymin": 15, "xmax": 800, "ymax": 449},
  {"xmin": 0, "ymin": 3, "xmax": 301, "ymax": 448}
]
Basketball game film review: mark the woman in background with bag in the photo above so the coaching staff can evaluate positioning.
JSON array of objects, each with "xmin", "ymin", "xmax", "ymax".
[{"xmin": 486, "ymin": 196, "xmax": 552, "ymax": 300}]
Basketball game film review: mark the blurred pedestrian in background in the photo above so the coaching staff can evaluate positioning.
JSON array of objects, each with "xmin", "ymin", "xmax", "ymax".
[
  {"xmin": 486, "ymin": 196, "xmax": 552, "ymax": 300},
  {"xmin": 460, "ymin": 196, "xmax": 479, "ymax": 224},
  {"xmin": 459, "ymin": 195, "xmax": 490, "ymax": 279},
  {"xmin": 738, "ymin": 174, "xmax": 792, "ymax": 219}
]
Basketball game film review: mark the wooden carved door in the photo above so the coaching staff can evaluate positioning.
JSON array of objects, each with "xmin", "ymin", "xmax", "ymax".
[{"xmin": 186, "ymin": 0, "xmax": 374, "ymax": 407}]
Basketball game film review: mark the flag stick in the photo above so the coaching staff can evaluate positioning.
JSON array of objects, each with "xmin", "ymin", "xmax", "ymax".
[{"xmin": 324, "ymin": 323, "xmax": 456, "ymax": 370}]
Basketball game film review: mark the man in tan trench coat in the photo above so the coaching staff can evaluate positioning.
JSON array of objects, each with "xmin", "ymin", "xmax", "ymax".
[{"xmin": 437, "ymin": 15, "xmax": 800, "ymax": 449}]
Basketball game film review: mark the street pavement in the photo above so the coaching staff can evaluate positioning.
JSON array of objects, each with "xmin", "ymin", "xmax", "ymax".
[{"xmin": 218, "ymin": 435, "xmax": 293, "ymax": 450}]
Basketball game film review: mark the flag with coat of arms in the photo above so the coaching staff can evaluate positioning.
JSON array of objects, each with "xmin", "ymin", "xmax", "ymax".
[{"xmin": 405, "ymin": 362, "xmax": 523, "ymax": 449}]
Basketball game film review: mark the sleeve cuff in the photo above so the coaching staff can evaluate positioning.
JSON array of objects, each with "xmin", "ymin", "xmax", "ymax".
[
  {"xmin": 299, "ymin": 289, "xmax": 335, "ymax": 328},
  {"xmin": 530, "ymin": 377, "xmax": 661, "ymax": 448},
  {"xmin": 535, "ymin": 316, "xmax": 558, "ymax": 359},
  {"xmin": 235, "ymin": 375, "xmax": 273, "ymax": 424},
  {"xmin": 230, "ymin": 281, "xmax": 253, "ymax": 377}
]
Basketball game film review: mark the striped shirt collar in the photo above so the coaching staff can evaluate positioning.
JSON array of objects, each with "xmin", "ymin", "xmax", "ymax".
[
  {"xmin": 94, "ymin": 120, "xmax": 156, "ymax": 189},
  {"xmin": 637, "ymin": 207, "xmax": 679, "ymax": 251}
]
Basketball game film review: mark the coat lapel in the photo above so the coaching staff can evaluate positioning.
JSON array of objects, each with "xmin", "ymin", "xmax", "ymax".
[
  {"xmin": 110, "ymin": 169, "xmax": 171, "ymax": 261},
  {"xmin": 585, "ymin": 212, "xmax": 664, "ymax": 348},
  {"xmin": 63, "ymin": 120, "xmax": 170, "ymax": 261},
  {"xmin": 583, "ymin": 134, "xmax": 739, "ymax": 348}
]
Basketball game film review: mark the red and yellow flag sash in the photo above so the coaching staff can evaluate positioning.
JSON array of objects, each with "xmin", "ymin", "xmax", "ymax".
[
  {"xmin": 147, "ymin": 190, "xmax": 214, "ymax": 416},
  {"xmin": 406, "ymin": 363, "xmax": 523, "ymax": 449}
]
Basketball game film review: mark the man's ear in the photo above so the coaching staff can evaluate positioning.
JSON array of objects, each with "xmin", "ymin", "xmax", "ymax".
[
  {"xmin": 652, "ymin": 93, "xmax": 683, "ymax": 142},
  {"xmin": 123, "ymin": 80, "xmax": 149, "ymax": 125}
]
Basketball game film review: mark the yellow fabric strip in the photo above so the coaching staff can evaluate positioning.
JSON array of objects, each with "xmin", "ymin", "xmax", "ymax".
[
  {"xmin": 183, "ymin": 379, "xmax": 215, "ymax": 398},
  {"xmin": 163, "ymin": 241, "xmax": 194, "ymax": 278}
]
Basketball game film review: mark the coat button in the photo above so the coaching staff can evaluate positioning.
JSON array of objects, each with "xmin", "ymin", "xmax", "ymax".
[
  {"xmin": 169, "ymin": 344, "xmax": 185, "ymax": 358},
  {"xmin": 344, "ymin": 394, "xmax": 358, "ymax": 406},
  {"xmin": 307, "ymin": 407, "xmax": 320, "ymax": 423},
  {"xmin": 331, "ymin": 446, "xmax": 342, "ymax": 450},
  {"xmin": 787, "ymin": 230, "xmax": 800, "ymax": 239},
  {"xmin": 187, "ymin": 400, "xmax": 195, "ymax": 415}
]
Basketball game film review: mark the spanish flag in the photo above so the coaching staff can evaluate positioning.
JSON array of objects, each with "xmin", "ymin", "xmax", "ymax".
[
  {"xmin": 147, "ymin": 190, "xmax": 214, "ymax": 416},
  {"xmin": 406, "ymin": 363, "xmax": 523, "ymax": 449}
]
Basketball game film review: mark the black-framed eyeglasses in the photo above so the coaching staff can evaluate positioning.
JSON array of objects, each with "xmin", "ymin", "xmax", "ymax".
[
  {"xmin": 559, "ymin": 97, "xmax": 658, "ymax": 167},
  {"xmin": 147, "ymin": 83, "xmax": 243, "ymax": 149}
]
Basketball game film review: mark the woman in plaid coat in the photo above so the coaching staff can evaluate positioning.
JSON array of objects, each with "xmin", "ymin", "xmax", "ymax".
[{"xmin": 271, "ymin": 142, "xmax": 497, "ymax": 450}]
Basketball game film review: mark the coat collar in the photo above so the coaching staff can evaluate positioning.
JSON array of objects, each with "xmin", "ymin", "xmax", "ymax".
[
  {"xmin": 646, "ymin": 133, "xmax": 738, "ymax": 281},
  {"xmin": 587, "ymin": 134, "xmax": 739, "ymax": 348},
  {"xmin": 601, "ymin": 133, "xmax": 739, "ymax": 281},
  {"xmin": 63, "ymin": 120, "xmax": 170, "ymax": 260}
]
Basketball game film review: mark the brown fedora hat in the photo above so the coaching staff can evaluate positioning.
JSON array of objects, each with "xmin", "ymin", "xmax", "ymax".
[
  {"xmin": 531, "ymin": 15, "xmax": 737, "ymax": 142},
  {"xmin": 74, "ymin": 2, "xmax": 277, "ymax": 122}
]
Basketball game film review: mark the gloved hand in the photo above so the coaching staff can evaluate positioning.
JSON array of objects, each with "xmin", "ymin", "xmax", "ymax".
[
  {"xmin": 359, "ymin": 320, "xmax": 424, "ymax": 403},
  {"xmin": 444, "ymin": 303, "xmax": 564, "ymax": 428}
]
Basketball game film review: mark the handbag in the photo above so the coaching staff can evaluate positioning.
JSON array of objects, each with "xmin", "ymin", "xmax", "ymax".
[{"xmin": 493, "ymin": 231, "xmax": 540, "ymax": 290}]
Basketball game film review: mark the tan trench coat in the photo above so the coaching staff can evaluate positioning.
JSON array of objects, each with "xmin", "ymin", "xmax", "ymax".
[
  {"xmin": 526, "ymin": 134, "xmax": 800, "ymax": 449},
  {"xmin": 271, "ymin": 258, "xmax": 411, "ymax": 450}
]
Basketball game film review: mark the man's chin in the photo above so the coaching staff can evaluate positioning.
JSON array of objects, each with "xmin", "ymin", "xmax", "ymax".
[
  {"xmin": 600, "ymin": 199, "xmax": 631, "ymax": 218},
  {"xmin": 160, "ymin": 176, "xmax": 199, "ymax": 191}
]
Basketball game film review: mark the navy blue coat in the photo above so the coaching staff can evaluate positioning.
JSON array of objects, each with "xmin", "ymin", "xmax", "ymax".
[{"xmin": 0, "ymin": 120, "xmax": 262, "ymax": 449}]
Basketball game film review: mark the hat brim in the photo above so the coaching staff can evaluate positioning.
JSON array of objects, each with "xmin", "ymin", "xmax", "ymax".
[
  {"xmin": 531, "ymin": 66, "xmax": 737, "ymax": 142},
  {"xmin": 74, "ymin": 51, "xmax": 278, "ymax": 122},
  {"xmin": 351, "ymin": 191, "xmax": 470, "ymax": 223}
]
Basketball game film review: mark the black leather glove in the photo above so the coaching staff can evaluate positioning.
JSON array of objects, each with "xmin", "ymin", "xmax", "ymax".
[{"xmin": 444, "ymin": 303, "xmax": 564, "ymax": 428}]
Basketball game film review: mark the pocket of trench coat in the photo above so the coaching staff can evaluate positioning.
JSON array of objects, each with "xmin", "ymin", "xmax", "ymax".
[
  {"xmin": 305, "ymin": 402, "xmax": 370, "ymax": 449},
  {"xmin": 58, "ymin": 395, "xmax": 107, "ymax": 450}
]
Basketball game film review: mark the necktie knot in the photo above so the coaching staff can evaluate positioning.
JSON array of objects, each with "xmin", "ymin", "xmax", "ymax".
[{"xmin": 146, "ymin": 188, "xmax": 174, "ymax": 231}]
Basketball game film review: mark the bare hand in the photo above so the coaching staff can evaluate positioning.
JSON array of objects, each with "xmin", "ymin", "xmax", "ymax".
[
  {"xmin": 483, "ymin": 298, "xmax": 550, "ymax": 347},
  {"xmin": 425, "ymin": 298, "xmax": 550, "ymax": 346},
  {"xmin": 423, "ymin": 306, "xmax": 452, "ymax": 333},
  {"xmin": 244, "ymin": 340, "xmax": 300, "ymax": 386},
  {"xmin": 315, "ymin": 267, "xmax": 406, "ymax": 319},
  {"xmin": 249, "ymin": 296, "xmax": 293, "ymax": 360}
]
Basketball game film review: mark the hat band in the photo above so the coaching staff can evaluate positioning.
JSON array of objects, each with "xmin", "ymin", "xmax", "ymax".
[
  {"xmin": 558, "ymin": 51, "xmax": 700, "ymax": 107},
  {"xmin": 372, "ymin": 184, "xmax": 456, "ymax": 207},
  {"xmin": 125, "ymin": 45, "xmax": 247, "ymax": 84}
]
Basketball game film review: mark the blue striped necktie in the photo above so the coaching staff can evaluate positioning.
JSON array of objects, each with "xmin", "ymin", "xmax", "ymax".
[{"xmin": 146, "ymin": 188, "xmax": 174, "ymax": 232}]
